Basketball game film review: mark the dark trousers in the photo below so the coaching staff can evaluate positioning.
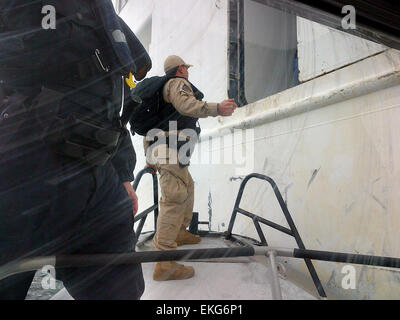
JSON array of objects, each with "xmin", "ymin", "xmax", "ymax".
[{"xmin": 0, "ymin": 142, "xmax": 144, "ymax": 300}]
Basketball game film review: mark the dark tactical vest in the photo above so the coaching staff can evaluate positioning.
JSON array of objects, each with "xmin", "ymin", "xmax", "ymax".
[
  {"xmin": 0, "ymin": 0, "xmax": 151, "ymax": 165},
  {"xmin": 130, "ymin": 76, "xmax": 203, "ymax": 136}
]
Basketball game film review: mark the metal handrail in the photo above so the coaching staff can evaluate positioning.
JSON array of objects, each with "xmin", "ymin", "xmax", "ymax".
[
  {"xmin": 132, "ymin": 167, "xmax": 159, "ymax": 245},
  {"xmin": 226, "ymin": 173, "xmax": 327, "ymax": 298},
  {"xmin": 2, "ymin": 245, "xmax": 400, "ymax": 289},
  {"xmin": 0, "ymin": 246, "xmax": 264, "ymax": 281}
]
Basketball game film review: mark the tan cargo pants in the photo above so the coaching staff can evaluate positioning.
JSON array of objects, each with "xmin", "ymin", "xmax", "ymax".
[{"xmin": 144, "ymin": 138, "xmax": 194, "ymax": 250}]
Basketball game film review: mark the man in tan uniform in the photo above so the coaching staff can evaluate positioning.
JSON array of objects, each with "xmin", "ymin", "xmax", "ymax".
[{"xmin": 145, "ymin": 55, "xmax": 237, "ymax": 281}]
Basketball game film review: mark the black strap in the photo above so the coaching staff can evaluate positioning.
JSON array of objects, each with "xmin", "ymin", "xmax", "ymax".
[
  {"xmin": 0, "ymin": 48, "xmax": 112, "ymax": 87},
  {"xmin": 54, "ymin": 140, "xmax": 113, "ymax": 167},
  {"xmin": 68, "ymin": 115, "xmax": 121, "ymax": 147},
  {"xmin": 120, "ymin": 93, "xmax": 142, "ymax": 128}
]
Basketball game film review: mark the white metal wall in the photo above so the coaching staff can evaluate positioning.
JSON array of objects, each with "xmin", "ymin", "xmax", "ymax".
[
  {"xmin": 297, "ymin": 17, "xmax": 387, "ymax": 82},
  {"xmin": 192, "ymin": 49, "xmax": 400, "ymax": 299}
]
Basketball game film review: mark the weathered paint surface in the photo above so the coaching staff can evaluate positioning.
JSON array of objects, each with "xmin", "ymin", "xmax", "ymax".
[
  {"xmin": 192, "ymin": 50, "xmax": 400, "ymax": 299},
  {"xmin": 297, "ymin": 17, "xmax": 387, "ymax": 82}
]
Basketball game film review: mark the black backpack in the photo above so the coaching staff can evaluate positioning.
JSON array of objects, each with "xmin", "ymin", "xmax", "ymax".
[
  {"xmin": 129, "ymin": 76, "xmax": 205, "ymax": 137},
  {"xmin": 129, "ymin": 76, "xmax": 171, "ymax": 136}
]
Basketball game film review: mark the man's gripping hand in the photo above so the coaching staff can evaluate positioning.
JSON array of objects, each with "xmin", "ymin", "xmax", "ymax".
[
  {"xmin": 123, "ymin": 182, "xmax": 139, "ymax": 216},
  {"xmin": 217, "ymin": 98, "xmax": 238, "ymax": 117},
  {"xmin": 145, "ymin": 163, "xmax": 157, "ymax": 174}
]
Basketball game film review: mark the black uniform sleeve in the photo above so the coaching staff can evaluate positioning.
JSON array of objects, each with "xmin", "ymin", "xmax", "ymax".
[
  {"xmin": 111, "ymin": 129, "xmax": 136, "ymax": 183},
  {"xmin": 118, "ymin": 16, "xmax": 152, "ymax": 81}
]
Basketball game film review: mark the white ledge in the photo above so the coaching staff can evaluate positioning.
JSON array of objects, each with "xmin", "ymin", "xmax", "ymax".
[{"xmin": 200, "ymin": 50, "xmax": 400, "ymax": 141}]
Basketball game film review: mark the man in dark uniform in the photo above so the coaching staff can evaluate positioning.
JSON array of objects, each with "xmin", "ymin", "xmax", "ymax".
[{"xmin": 0, "ymin": 0, "xmax": 151, "ymax": 299}]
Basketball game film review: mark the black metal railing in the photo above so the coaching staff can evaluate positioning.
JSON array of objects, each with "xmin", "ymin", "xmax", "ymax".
[
  {"xmin": 132, "ymin": 167, "xmax": 159, "ymax": 245},
  {"xmin": 226, "ymin": 173, "xmax": 327, "ymax": 298}
]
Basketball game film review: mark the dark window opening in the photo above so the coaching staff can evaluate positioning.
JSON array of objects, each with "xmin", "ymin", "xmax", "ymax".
[
  {"xmin": 228, "ymin": 0, "xmax": 248, "ymax": 107},
  {"xmin": 228, "ymin": 0, "xmax": 300, "ymax": 106}
]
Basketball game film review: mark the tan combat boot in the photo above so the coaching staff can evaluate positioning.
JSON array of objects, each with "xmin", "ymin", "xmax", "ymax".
[
  {"xmin": 176, "ymin": 229, "xmax": 201, "ymax": 246},
  {"xmin": 153, "ymin": 261, "xmax": 195, "ymax": 281}
]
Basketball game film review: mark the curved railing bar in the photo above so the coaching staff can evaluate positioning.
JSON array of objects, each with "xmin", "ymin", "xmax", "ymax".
[{"xmin": 226, "ymin": 173, "xmax": 327, "ymax": 298}]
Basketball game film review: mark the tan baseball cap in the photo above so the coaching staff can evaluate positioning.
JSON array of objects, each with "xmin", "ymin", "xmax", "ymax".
[{"xmin": 164, "ymin": 55, "xmax": 193, "ymax": 73}]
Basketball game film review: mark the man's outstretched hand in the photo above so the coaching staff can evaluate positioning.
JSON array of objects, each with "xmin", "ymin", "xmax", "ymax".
[
  {"xmin": 123, "ymin": 182, "xmax": 139, "ymax": 216},
  {"xmin": 218, "ymin": 98, "xmax": 238, "ymax": 117}
]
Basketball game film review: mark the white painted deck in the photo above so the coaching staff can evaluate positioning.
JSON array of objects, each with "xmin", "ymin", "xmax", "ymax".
[{"xmin": 50, "ymin": 237, "xmax": 316, "ymax": 300}]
